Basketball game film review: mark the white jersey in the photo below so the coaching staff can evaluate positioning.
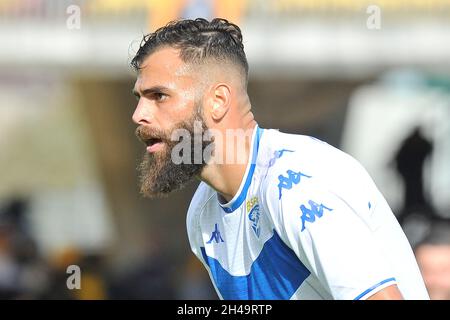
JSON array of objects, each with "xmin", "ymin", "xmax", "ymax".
[{"xmin": 186, "ymin": 125, "xmax": 429, "ymax": 300}]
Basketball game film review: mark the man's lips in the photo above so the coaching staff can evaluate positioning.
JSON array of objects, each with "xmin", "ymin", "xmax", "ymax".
[
  {"xmin": 136, "ymin": 125, "xmax": 167, "ymax": 153},
  {"xmin": 144, "ymin": 138, "xmax": 164, "ymax": 153},
  {"xmin": 147, "ymin": 142, "xmax": 164, "ymax": 153}
]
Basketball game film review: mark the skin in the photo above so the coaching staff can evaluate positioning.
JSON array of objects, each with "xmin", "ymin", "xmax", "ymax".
[
  {"xmin": 132, "ymin": 46, "xmax": 256, "ymax": 202},
  {"xmin": 367, "ymin": 284, "xmax": 403, "ymax": 300},
  {"xmin": 132, "ymin": 46, "xmax": 404, "ymax": 300},
  {"xmin": 416, "ymin": 244, "xmax": 450, "ymax": 300}
]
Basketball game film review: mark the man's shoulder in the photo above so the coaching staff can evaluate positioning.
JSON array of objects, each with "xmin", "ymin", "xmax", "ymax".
[
  {"xmin": 186, "ymin": 181, "xmax": 215, "ymax": 226},
  {"xmin": 260, "ymin": 129, "xmax": 344, "ymax": 167},
  {"xmin": 259, "ymin": 130, "xmax": 374, "ymax": 205},
  {"xmin": 186, "ymin": 182, "xmax": 216, "ymax": 258},
  {"xmin": 259, "ymin": 130, "xmax": 342, "ymax": 184},
  {"xmin": 263, "ymin": 128, "xmax": 368, "ymax": 173}
]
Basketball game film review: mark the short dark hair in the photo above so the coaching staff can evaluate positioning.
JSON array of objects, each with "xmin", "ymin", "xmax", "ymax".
[{"xmin": 131, "ymin": 18, "xmax": 248, "ymax": 84}]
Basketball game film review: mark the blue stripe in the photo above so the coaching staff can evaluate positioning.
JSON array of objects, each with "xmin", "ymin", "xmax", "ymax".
[
  {"xmin": 220, "ymin": 126, "xmax": 263, "ymax": 213},
  {"xmin": 200, "ymin": 231, "xmax": 310, "ymax": 300},
  {"xmin": 354, "ymin": 277, "xmax": 397, "ymax": 300}
]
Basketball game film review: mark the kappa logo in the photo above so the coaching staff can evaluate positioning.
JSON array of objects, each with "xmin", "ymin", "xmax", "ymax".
[
  {"xmin": 268, "ymin": 149, "xmax": 294, "ymax": 168},
  {"xmin": 264, "ymin": 149, "xmax": 295, "ymax": 179},
  {"xmin": 207, "ymin": 223, "xmax": 225, "ymax": 244},
  {"xmin": 300, "ymin": 200, "xmax": 333, "ymax": 231},
  {"xmin": 247, "ymin": 197, "xmax": 261, "ymax": 238},
  {"xmin": 277, "ymin": 169, "xmax": 312, "ymax": 199}
]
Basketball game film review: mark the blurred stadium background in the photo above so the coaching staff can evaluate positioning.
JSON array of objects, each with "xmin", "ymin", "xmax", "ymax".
[{"xmin": 0, "ymin": 0, "xmax": 450, "ymax": 299}]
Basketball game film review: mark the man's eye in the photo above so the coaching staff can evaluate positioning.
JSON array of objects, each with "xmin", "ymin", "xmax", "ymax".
[{"xmin": 154, "ymin": 92, "xmax": 167, "ymax": 101}]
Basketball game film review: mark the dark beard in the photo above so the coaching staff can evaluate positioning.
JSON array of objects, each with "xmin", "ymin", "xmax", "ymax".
[{"xmin": 136, "ymin": 106, "xmax": 211, "ymax": 198}]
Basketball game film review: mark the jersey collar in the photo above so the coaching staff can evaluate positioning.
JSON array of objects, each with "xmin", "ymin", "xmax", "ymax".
[{"xmin": 218, "ymin": 124, "xmax": 263, "ymax": 213}]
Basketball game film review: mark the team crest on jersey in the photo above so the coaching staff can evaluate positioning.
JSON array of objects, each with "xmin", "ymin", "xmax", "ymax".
[{"xmin": 247, "ymin": 197, "xmax": 261, "ymax": 238}]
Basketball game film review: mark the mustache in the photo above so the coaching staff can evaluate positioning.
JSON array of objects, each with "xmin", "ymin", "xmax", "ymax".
[{"xmin": 135, "ymin": 125, "xmax": 168, "ymax": 143}]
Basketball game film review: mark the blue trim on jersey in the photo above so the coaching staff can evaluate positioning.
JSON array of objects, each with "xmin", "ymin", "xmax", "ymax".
[
  {"xmin": 200, "ymin": 230, "xmax": 311, "ymax": 300},
  {"xmin": 353, "ymin": 277, "xmax": 396, "ymax": 300},
  {"xmin": 220, "ymin": 126, "xmax": 263, "ymax": 213}
]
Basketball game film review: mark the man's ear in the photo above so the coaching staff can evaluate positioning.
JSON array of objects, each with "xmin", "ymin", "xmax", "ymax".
[{"xmin": 207, "ymin": 83, "xmax": 231, "ymax": 122}]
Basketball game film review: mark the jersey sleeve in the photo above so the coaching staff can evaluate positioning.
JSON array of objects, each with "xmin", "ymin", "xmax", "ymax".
[{"xmin": 263, "ymin": 168, "xmax": 398, "ymax": 300}]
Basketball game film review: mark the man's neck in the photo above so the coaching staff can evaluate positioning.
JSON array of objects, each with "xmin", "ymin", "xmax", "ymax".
[{"xmin": 199, "ymin": 121, "xmax": 257, "ymax": 203}]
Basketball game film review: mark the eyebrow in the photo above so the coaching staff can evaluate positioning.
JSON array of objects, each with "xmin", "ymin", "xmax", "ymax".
[{"xmin": 132, "ymin": 85, "xmax": 169, "ymax": 98}]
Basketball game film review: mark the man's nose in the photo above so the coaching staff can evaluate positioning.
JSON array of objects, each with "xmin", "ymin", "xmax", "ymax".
[{"xmin": 132, "ymin": 102, "xmax": 153, "ymax": 125}]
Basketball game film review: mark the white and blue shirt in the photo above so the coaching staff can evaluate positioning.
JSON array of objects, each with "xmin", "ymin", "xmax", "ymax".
[{"xmin": 186, "ymin": 125, "xmax": 429, "ymax": 300}]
